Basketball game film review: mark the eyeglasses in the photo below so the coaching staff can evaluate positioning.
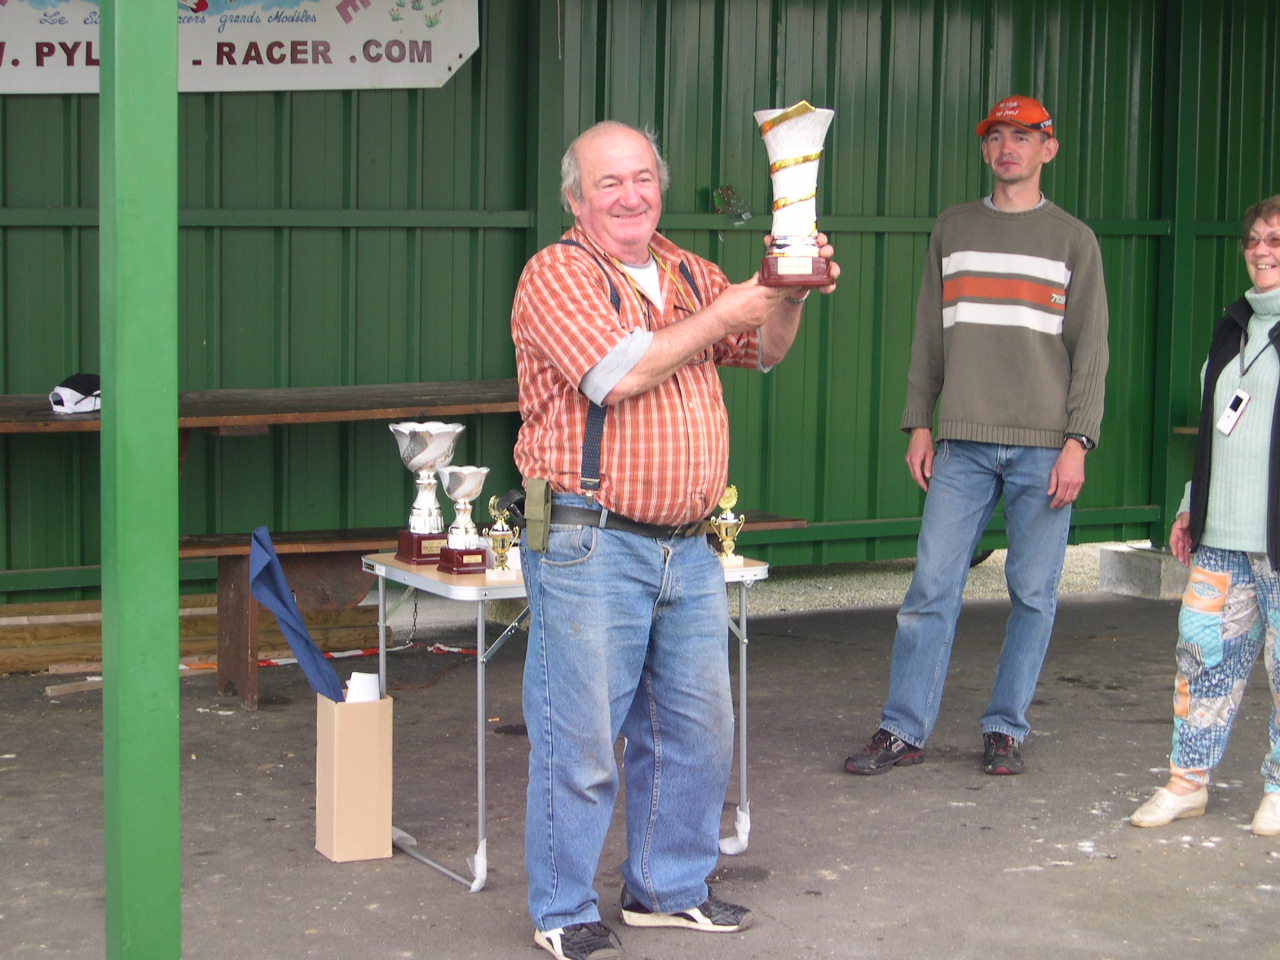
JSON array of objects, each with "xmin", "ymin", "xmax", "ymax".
[{"xmin": 1241, "ymin": 234, "xmax": 1280, "ymax": 251}]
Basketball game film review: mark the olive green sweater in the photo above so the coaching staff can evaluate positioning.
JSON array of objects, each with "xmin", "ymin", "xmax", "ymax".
[{"xmin": 901, "ymin": 199, "xmax": 1110, "ymax": 448}]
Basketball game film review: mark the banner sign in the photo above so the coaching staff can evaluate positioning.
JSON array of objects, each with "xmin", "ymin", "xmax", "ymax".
[{"xmin": 0, "ymin": 0, "xmax": 478, "ymax": 94}]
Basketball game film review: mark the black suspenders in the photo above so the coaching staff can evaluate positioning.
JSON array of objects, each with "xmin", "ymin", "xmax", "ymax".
[{"xmin": 556, "ymin": 239, "xmax": 703, "ymax": 501}]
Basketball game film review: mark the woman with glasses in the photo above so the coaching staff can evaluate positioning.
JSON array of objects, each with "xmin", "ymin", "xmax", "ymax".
[{"xmin": 1131, "ymin": 195, "xmax": 1280, "ymax": 835}]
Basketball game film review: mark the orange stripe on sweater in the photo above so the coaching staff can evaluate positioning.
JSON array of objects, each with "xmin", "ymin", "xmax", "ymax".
[{"xmin": 943, "ymin": 275, "xmax": 1065, "ymax": 310}]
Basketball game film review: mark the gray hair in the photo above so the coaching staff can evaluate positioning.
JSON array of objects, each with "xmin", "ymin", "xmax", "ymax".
[
  {"xmin": 561, "ymin": 121, "xmax": 671, "ymax": 212},
  {"xmin": 1242, "ymin": 194, "xmax": 1280, "ymax": 244}
]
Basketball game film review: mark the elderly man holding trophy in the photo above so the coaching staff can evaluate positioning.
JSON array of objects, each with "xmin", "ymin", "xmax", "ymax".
[{"xmin": 510, "ymin": 111, "xmax": 837, "ymax": 960}]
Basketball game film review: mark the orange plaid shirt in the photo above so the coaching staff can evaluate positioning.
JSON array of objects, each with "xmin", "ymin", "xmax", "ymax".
[{"xmin": 512, "ymin": 226, "xmax": 761, "ymax": 526}]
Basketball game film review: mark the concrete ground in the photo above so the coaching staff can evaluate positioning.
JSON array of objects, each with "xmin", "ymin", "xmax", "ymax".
[{"xmin": 3, "ymin": 566, "xmax": 1279, "ymax": 959}]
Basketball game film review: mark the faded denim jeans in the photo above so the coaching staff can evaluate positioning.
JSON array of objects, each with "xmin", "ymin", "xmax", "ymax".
[
  {"xmin": 880, "ymin": 440, "xmax": 1072, "ymax": 746},
  {"xmin": 521, "ymin": 493, "xmax": 734, "ymax": 932}
]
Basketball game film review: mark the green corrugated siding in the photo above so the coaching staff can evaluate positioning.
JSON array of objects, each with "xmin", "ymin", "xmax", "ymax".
[{"xmin": 1, "ymin": 0, "xmax": 1278, "ymax": 597}]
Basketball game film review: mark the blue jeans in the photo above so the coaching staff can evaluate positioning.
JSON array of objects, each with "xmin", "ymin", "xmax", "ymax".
[
  {"xmin": 1170, "ymin": 546, "xmax": 1280, "ymax": 791},
  {"xmin": 881, "ymin": 441, "xmax": 1072, "ymax": 745},
  {"xmin": 521, "ymin": 494, "xmax": 734, "ymax": 931}
]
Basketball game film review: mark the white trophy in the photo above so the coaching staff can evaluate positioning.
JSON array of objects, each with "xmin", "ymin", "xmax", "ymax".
[
  {"xmin": 754, "ymin": 101, "xmax": 835, "ymax": 287},
  {"xmin": 389, "ymin": 421, "xmax": 465, "ymax": 564},
  {"xmin": 436, "ymin": 464, "xmax": 490, "ymax": 575}
]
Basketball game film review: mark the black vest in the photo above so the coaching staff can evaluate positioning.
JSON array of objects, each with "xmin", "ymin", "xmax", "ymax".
[{"xmin": 1187, "ymin": 296, "xmax": 1280, "ymax": 569}]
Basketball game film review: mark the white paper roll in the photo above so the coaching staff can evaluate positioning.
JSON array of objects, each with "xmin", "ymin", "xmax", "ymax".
[{"xmin": 345, "ymin": 671, "xmax": 381, "ymax": 702}]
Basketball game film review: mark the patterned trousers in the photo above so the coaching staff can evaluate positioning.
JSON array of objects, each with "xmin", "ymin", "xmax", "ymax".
[{"xmin": 1171, "ymin": 546, "xmax": 1280, "ymax": 791}]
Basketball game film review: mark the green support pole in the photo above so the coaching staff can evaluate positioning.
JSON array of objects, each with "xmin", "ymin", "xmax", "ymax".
[
  {"xmin": 530, "ymin": 0, "xmax": 567, "ymax": 254},
  {"xmin": 1151, "ymin": 0, "xmax": 1203, "ymax": 550},
  {"xmin": 99, "ymin": 1, "xmax": 181, "ymax": 957}
]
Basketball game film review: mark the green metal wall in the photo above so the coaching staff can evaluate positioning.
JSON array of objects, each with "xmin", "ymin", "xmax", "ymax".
[{"xmin": 1, "ymin": 0, "xmax": 1277, "ymax": 599}]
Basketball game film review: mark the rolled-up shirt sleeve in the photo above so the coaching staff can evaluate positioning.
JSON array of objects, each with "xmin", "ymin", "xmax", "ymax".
[{"xmin": 579, "ymin": 329, "xmax": 654, "ymax": 405}]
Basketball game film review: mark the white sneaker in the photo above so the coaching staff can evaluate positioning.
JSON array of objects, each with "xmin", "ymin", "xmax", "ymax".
[
  {"xmin": 1250, "ymin": 793, "xmax": 1280, "ymax": 837},
  {"xmin": 1130, "ymin": 786, "xmax": 1208, "ymax": 827}
]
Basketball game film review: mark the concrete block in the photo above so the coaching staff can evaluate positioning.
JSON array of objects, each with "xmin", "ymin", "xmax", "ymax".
[{"xmin": 1098, "ymin": 543, "xmax": 1188, "ymax": 600}]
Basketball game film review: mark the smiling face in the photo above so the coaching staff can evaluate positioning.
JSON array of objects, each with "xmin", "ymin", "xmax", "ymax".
[
  {"xmin": 565, "ymin": 125, "xmax": 663, "ymax": 265},
  {"xmin": 980, "ymin": 122, "xmax": 1059, "ymax": 187},
  {"xmin": 1244, "ymin": 215, "xmax": 1280, "ymax": 293}
]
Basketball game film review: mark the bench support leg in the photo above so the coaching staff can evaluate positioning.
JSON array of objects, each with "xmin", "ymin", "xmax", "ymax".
[{"xmin": 215, "ymin": 555, "xmax": 259, "ymax": 709}]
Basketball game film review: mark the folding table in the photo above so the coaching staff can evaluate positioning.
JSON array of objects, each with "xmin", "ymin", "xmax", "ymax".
[{"xmin": 361, "ymin": 551, "xmax": 768, "ymax": 892}]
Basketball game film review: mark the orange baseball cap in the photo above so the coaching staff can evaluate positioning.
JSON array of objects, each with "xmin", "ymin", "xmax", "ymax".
[{"xmin": 975, "ymin": 96, "xmax": 1055, "ymax": 139}]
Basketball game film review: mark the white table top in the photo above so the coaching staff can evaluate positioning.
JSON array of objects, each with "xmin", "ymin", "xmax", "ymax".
[{"xmin": 362, "ymin": 552, "xmax": 769, "ymax": 602}]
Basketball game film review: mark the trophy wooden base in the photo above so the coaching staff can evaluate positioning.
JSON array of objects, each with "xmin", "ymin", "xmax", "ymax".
[
  {"xmin": 437, "ymin": 545, "xmax": 488, "ymax": 576},
  {"xmin": 760, "ymin": 255, "xmax": 831, "ymax": 288},
  {"xmin": 396, "ymin": 530, "xmax": 447, "ymax": 565},
  {"xmin": 484, "ymin": 566, "xmax": 523, "ymax": 583},
  {"xmin": 719, "ymin": 553, "xmax": 746, "ymax": 568}
]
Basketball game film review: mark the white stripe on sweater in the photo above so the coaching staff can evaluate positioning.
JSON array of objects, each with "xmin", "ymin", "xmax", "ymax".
[
  {"xmin": 943, "ymin": 250, "xmax": 1073, "ymax": 286},
  {"xmin": 943, "ymin": 302, "xmax": 1065, "ymax": 335}
]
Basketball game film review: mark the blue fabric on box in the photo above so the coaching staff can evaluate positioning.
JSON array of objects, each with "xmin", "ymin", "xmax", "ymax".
[{"xmin": 248, "ymin": 526, "xmax": 345, "ymax": 703}]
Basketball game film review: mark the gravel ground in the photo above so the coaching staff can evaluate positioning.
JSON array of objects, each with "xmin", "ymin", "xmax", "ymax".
[
  {"xmin": 393, "ymin": 541, "xmax": 1139, "ymax": 635},
  {"xmin": 741, "ymin": 540, "xmax": 1123, "ymax": 617}
]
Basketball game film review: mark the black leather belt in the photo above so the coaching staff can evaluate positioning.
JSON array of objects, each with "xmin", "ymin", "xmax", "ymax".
[{"xmin": 550, "ymin": 505, "xmax": 709, "ymax": 539}]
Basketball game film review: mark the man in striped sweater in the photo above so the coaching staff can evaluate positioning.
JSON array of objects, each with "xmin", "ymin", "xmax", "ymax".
[{"xmin": 845, "ymin": 95, "xmax": 1109, "ymax": 778}]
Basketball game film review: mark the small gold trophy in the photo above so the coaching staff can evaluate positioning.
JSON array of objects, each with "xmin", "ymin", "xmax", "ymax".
[
  {"xmin": 483, "ymin": 495, "xmax": 521, "ymax": 583},
  {"xmin": 710, "ymin": 485, "xmax": 746, "ymax": 567}
]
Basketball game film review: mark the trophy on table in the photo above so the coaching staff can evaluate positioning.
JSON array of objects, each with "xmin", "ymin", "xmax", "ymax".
[
  {"xmin": 436, "ymin": 464, "xmax": 490, "ymax": 575},
  {"xmin": 389, "ymin": 421, "xmax": 465, "ymax": 565},
  {"xmin": 483, "ymin": 495, "xmax": 521, "ymax": 583},
  {"xmin": 709, "ymin": 484, "xmax": 747, "ymax": 567},
  {"xmin": 754, "ymin": 101, "xmax": 835, "ymax": 287}
]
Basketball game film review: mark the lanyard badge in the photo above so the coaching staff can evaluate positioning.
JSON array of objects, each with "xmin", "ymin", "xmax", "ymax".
[{"xmin": 1215, "ymin": 388, "xmax": 1250, "ymax": 435}]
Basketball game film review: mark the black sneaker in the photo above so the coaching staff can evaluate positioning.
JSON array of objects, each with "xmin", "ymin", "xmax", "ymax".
[
  {"xmin": 844, "ymin": 727, "xmax": 925, "ymax": 775},
  {"xmin": 620, "ymin": 886, "xmax": 753, "ymax": 933},
  {"xmin": 982, "ymin": 732, "xmax": 1025, "ymax": 775},
  {"xmin": 534, "ymin": 921, "xmax": 623, "ymax": 960}
]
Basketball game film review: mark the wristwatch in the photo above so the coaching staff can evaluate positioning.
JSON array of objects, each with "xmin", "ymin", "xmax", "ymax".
[{"xmin": 1064, "ymin": 432, "xmax": 1095, "ymax": 451}]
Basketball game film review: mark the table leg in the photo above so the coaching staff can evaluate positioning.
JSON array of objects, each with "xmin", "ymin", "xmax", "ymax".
[
  {"xmin": 377, "ymin": 575, "xmax": 387, "ymax": 695},
  {"xmin": 720, "ymin": 580, "xmax": 751, "ymax": 855},
  {"xmin": 378, "ymin": 582, "xmax": 529, "ymax": 892},
  {"xmin": 386, "ymin": 592, "xmax": 487, "ymax": 891},
  {"xmin": 468, "ymin": 599, "xmax": 488, "ymax": 891}
]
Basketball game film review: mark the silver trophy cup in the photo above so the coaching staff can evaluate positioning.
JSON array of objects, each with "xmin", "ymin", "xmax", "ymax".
[
  {"xmin": 436, "ymin": 464, "xmax": 490, "ymax": 574},
  {"xmin": 389, "ymin": 421, "xmax": 465, "ymax": 563}
]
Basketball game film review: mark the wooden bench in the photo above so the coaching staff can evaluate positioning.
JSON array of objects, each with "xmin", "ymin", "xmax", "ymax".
[
  {"xmin": 179, "ymin": 527, "xmax": 403, "ymax": 710},
  {"xmin": 0, "ymin": 378, "xmax": 522, "ymax": 705}
]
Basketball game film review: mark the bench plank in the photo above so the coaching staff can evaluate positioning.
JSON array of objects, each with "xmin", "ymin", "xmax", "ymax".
[
  {"xmin": 178, "ymin": 379, "xmax": 518, "ymax": 431},
  {"xmin": 0, "ymin": 378, "xmax": 519, "ymax": 434},
  {"xmin": 179, "ymin": 527, "xmax": 401, "ymax": 558}
]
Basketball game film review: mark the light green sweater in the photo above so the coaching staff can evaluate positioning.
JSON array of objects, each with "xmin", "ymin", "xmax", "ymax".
[{"xmin": 1179, "ymin": 285, "xmax": 1280, "ymax": 553}]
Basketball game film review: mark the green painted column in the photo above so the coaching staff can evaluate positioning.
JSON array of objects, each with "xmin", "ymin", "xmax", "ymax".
[
  {"xmin": 531, "ymin": 0, "xmax": 567, "ymax": 253},
  {"xmin": 99, "ymin": 1, "xmax": 181, "ymax": 957},
  {"xmin": 1151, "ymin": 0, "xmax": 1205, "ymax": 549}
]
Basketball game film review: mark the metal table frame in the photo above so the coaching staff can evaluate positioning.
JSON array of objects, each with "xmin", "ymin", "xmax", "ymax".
[{"xmin": 361, "ymin": 551, "xmax": 768, "ymax": 892}]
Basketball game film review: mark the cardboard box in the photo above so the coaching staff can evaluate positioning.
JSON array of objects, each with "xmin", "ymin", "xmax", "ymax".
[{"xmin": 315, "ymin": 693, "xmax": 393, "ymax": 862}]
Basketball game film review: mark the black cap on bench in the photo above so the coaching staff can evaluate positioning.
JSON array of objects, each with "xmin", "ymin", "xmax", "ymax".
[{"xmin": 49, "ymin": 373, "xmax": 101, "ymax": 415}]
